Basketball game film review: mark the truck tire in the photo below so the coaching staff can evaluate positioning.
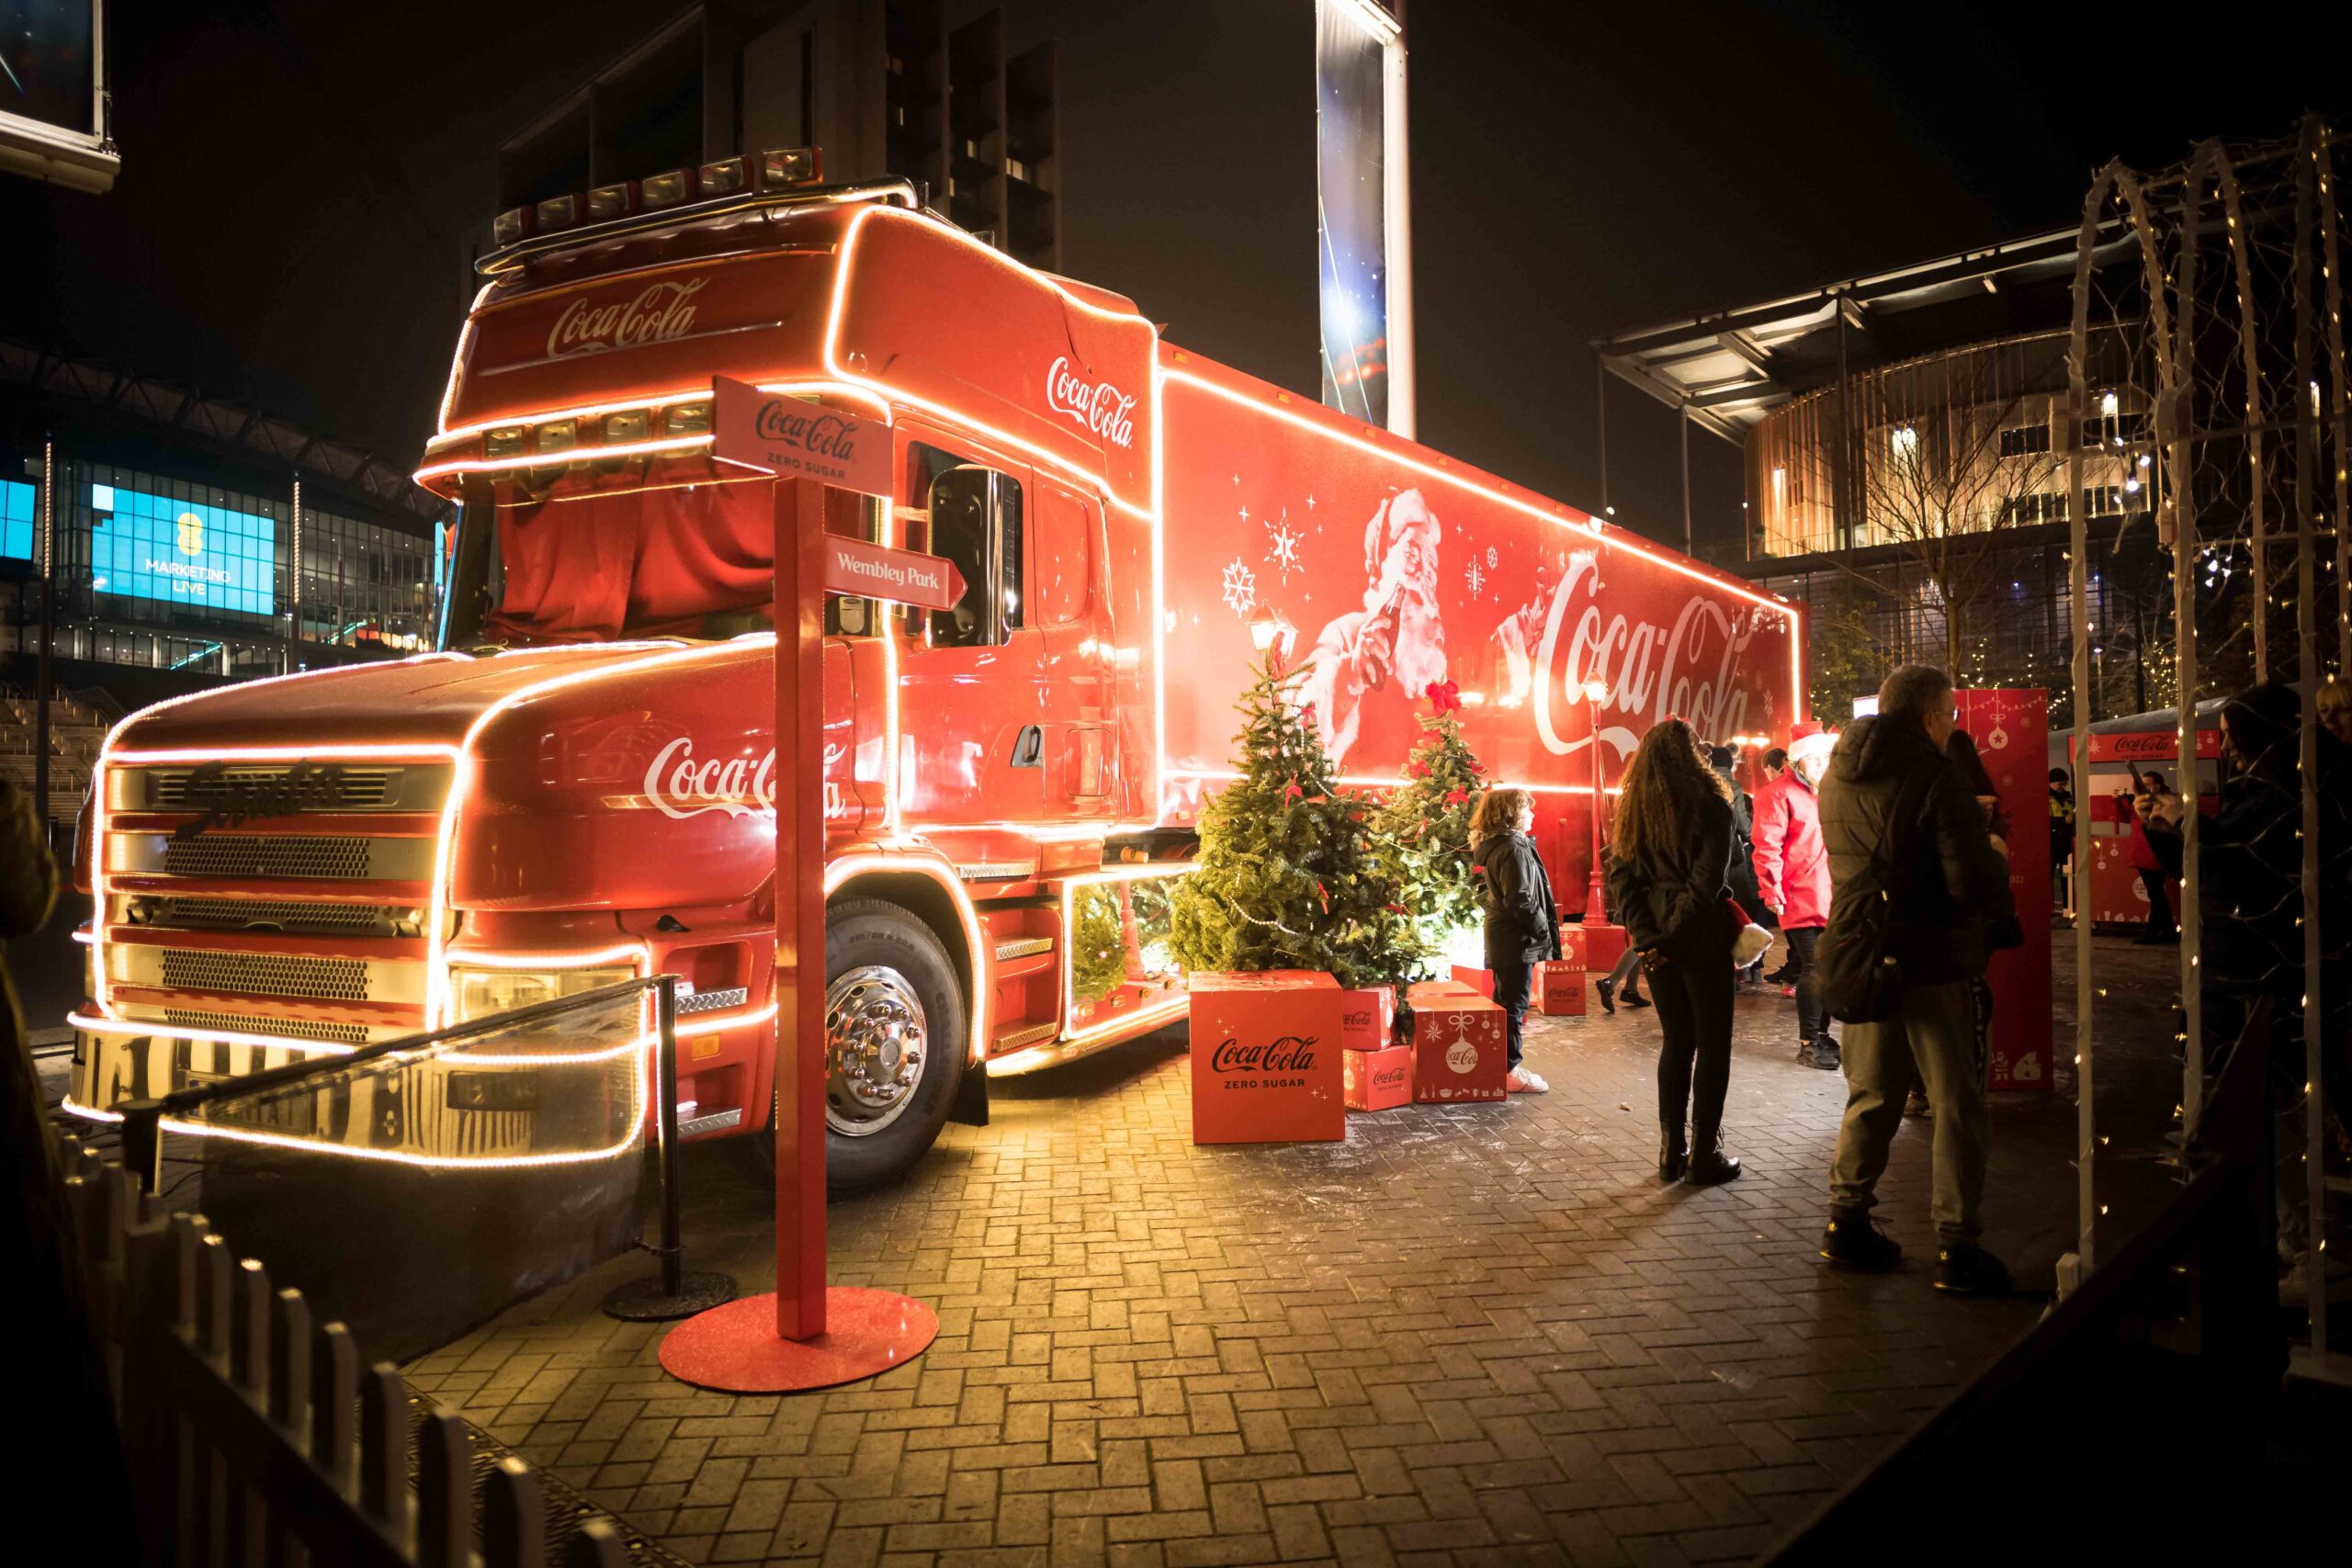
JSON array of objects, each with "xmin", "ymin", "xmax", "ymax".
[{"xmin": 749, "ymin": 897, "xmax": 969, "ymax": 1194}]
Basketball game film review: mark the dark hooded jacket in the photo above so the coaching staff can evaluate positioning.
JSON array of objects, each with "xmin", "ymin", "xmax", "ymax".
[
  {"xmin": 1818, "ymin": 716, "xmax": 2016, "ymax": 987},
  {"xmin": 1713, "ymin": 758, "xmax": 1771, "ymax": 926},
  {"xmin": 1605, "ymin": 794, "xmax": 1737, "ymax": 962},
  {"xmin": 1473, "ymin": 830, "xmax": 1562, "ymax": 965}
]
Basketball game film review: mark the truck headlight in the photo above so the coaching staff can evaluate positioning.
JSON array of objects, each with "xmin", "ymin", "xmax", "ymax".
[{"xmin": 449, "ymin": 965, "xmax": 636, "ymax": 1023}]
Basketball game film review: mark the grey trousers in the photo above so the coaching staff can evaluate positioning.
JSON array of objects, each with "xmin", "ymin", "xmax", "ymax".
[{"xmin": 1827, "ymin": 979, "xmax": 1988, "ymax": 1244}]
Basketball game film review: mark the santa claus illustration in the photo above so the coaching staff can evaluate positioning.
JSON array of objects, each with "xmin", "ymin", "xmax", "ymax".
[{"xmin": 1296, "ymin": 488, "xmax": 1447, "ymax": 763}]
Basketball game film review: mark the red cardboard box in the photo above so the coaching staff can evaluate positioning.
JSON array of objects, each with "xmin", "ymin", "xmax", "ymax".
[
  {"xmin": 1339, "ymin": 986, "xmax": 1395, "ymax": 1052},
  {"xmin": 1450, "ymin": 964, "xmax": 1495, "ymax": 998},
  {"xmin": 1343, "ymin": 1043, "xmax": 1413, "ymax": 1111},
  {"xmin": 1534, "ymin": 961, "xmax": 1586, "ymax": 1016},
  {"xmin": 1561, "ymin": 922, "xmax": 1628, "ymax": 971},
  {"xmin": 1187, "ymin": 971, "xmax": 1345, "ymax": 1145},
  {"xmin": 1411, "ymin": 993, "xmax": 1509, "ymax": 1104}
]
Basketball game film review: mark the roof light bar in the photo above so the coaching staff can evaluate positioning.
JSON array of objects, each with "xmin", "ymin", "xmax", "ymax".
[
  {"xmin": 492, "ymin": 207, "xmax": 533, "ymax": 247},
  {"xmin": 697, "ymin": 156, "xmax": 747, "ymax": 197},
  {"xmin": 640, "ymin": 168, "xmax": 695, "ymax": 210},
  {"xmin": 760, "ymin": 147, "xmax": 822, "ymax": 188},
  {"xmin": 585, "ymin": 181, "xmax": 638, "ymax": 221},
  {"xmin": 535, "ymin": 194, "xmax": 581, "ymax": 232}
]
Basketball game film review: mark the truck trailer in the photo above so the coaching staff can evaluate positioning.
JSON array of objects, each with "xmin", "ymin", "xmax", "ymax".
[{"xmin": 68, "ymin": 158, "xmax": 1803, "ymax": 1187}]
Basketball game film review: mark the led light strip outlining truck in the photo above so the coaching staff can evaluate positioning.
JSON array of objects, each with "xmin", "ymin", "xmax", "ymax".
[{"xmin": 65, "ymin": 150, "xmax": 1804, "ymax": 1189}]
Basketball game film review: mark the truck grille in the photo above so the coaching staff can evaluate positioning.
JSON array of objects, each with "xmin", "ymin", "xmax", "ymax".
[
  {"xmin": 162, "ymin": 1009, "xmax": 372, "ymax": 1046},
  {"xmin": 159, "ymin": 949, "xmax": 371, "ymax": 1003},
  {"xmin": 161, "ymin": 835, "xmax": 373, "ymax": 881},
  {"xmin": 147, "ymin": 765, "xmax": 400, "ymax": 809},
  {"xmin": 142, "ymin": 897, "xmax": 400, "ymax": 938}
]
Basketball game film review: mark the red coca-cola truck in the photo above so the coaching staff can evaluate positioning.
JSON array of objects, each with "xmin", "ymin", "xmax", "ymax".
[{"xmin": 67, "ymin": 155, "xmax": 1803, "ymax": 1186}]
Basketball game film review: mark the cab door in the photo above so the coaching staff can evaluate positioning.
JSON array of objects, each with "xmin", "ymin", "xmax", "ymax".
[
  {"xmin": 889, "ymin": 430, "xmax": 1046, "ymax": 827},
  {"xmin": 1031, "ymin": 479, "xmax": 1115, "ymax": 823}
]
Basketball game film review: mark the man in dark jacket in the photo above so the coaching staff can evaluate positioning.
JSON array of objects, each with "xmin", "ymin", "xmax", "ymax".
[
  {"xmin": 1710, "ymin": 744, "xmax": 1773, "ymax": 990},
  {"xmin": 1816, "ymin": 666, "xmax": 2018, "ymax": 1293}
]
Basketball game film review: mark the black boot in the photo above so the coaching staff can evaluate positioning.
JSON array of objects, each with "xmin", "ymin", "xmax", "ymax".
[
  {"xmin": 1598, "ymin": 976, "xmax": 1617, "ymax": 1015},
  {"xmin": 1685, "ymin": 1128, "xmax": 1742, "ymax": 1185},
  {"xmin": 1658, "ymin": 1122, "xmax": 1688, "ymax": 1182}
]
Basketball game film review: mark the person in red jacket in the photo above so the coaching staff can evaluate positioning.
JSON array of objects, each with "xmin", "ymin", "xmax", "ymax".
[{"xmin": 1754, "ymin": 725, "xmax": 1838, "ymax": 1070}]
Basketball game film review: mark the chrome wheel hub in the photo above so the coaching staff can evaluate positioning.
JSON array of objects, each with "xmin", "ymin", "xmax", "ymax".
[{"xmin": 825, "ymin": 965, "xmax": 928, "ymax": 1136}]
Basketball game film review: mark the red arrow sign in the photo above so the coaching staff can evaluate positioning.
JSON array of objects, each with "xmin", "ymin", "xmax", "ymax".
[{"xmin": 825, "ymin": 536, "xmax": 967, "ymax": 612}]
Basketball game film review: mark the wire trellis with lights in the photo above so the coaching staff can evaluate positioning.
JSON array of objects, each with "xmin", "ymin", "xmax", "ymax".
[{"xmin": 2062, "ymin": 116, "xmax": 2351, "ymax": 1362}]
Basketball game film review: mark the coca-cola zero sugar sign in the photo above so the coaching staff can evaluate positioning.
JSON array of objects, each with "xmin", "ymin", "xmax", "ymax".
[
  {"xmin": 1187, "ymin": 973, "xmax": 1344, "ymax": 1144},
  {"xmin": 712, "ymin": 376, "xmax": 892, "ymax": 497}
]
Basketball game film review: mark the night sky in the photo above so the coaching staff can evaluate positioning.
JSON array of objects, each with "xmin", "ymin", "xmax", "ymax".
[{"xmin": 6, "ymin": 1, "xmax": 2346, "ymax": 555}]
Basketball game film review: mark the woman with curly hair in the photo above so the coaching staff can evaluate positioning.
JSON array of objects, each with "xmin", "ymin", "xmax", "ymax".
[
  {"xmin": 1605, "ymin": 718, "xmax": 1743, "ymax": 1184},
  {"xmin": 1470, "ymin": 785, "xmax": 1562, "ymax": 1094}
]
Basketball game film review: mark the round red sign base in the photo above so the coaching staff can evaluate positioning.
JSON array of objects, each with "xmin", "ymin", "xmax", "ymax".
[{"xmin": 658, "ymin": 1287, "xmax": 938, "ymax": 1393}]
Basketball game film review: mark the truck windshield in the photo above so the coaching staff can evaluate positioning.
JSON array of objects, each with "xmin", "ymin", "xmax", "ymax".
[{"xmin": 439, "ymin": 471, "xmax": 875, "ymax": 649}]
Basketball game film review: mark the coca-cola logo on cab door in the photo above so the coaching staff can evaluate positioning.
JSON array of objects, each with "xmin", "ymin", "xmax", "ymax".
[
  {"xmin": 1208, "ymin": 1035, "xmax": 1319, "ymax": 1075},
  {"xmin": 1044, "ymin": 356, "xmax": 1136, "ymax": 450},
  {"xmin": 547, "ymin": 277, "xmax": 709, "ymax": 358}
]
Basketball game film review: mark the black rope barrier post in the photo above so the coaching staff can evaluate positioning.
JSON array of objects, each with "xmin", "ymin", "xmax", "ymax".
[
  {"xmin": 603, "ymin": 975, "xmax": 736, "ymax": 1322},
  {"xmin": 120, "ymin": 1100, "xmax": 164, "ymax": 1196}
]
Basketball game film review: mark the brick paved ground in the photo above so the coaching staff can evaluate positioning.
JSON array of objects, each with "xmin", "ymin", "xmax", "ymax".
[{"xmin": 399, "ymin": 936, "xmax": 2185, "ymax": 1568}]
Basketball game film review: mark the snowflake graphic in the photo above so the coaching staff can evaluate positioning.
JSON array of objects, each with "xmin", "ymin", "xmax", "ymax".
[
  {"xmin": 1464, "ymin": 558, "xmax": 1485, "ymax": 599},
  {"xmin": 1220, "ymin": 558, "xmax": 1258, "ymax": 618},
  {"xmin": 1486, "ymin": 546, "xmax": 1498, "ymax": 570},
  {"xmin": 1265, "ymin": 513, "xmax": 1304, "ymax": 581}
]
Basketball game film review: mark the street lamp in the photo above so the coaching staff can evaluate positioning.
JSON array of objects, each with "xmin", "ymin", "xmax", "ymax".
[{"xmin": 1581, "ymin": 678, "xmax": 1610, "ymax": 920}]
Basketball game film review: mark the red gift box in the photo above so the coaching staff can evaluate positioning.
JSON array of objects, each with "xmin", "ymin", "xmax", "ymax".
[
  {"xmin": 1339, "ymin": 985, "xmax": 1396, "ymax": 1052},
  {"xmin": 1534, "ymin": 960, "xmax": 1586, "ymax": 1016},
  {"xmin": 1449, "ymin": 964, "xmax": 1495, "ymax": 998},
  {"xmin": 1563, "ymin": 922, "xmax": 1627, "ymax": 971},
  {"xmin": 1187, "ymin": 970, "xmax": 1345, "ymax": 1145},
  {"xmin": 1343, "ymin": 1043, "xmax": 1413, "ymax": 1111},
  {"xmin": 1410, "ymin": 993, "xmax": 1509, "ymax": 1103},
  {"xmin": 1407, "ymin": 978, "xmax": 1480, "ymax": 1008}
]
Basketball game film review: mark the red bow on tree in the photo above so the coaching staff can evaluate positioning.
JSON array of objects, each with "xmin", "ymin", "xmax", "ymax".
[
  {"xmin": 1443, "ymin": 787, "xmax": 1469, "ymax": 806},
  {"xmin": 1426, "ymin": 679, "xmax": 1462, "ymax": 714},
  {"xmin": 1283, "ymin": 780, "xmax": 1303, "ymax": 800}
]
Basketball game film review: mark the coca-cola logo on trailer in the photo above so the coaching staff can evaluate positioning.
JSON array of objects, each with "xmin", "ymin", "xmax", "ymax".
[
  {"xmin": 1044, "ymin": 356, "xmax": 1136, "ymax": 450},
  {"xmin": 547, "ymin": 277, "xmax": 708, "ymax": 358},
  {"xmin": 1532, "ymin": 550, "xmax": 1770, "ymax": 760}
]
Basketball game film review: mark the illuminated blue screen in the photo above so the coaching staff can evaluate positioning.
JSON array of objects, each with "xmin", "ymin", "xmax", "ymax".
[
  {"xmin": 91, "ymin": 484, "xmax": 277, "ymax": 617},
  {"xmin": 1, "ymin": 477, "xmax": 33, "ymax": 562}
]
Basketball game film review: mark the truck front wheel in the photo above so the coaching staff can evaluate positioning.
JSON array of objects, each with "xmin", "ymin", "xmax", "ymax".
[{"xmin": 752, "ymin": 897, "xmax": 969, "ymax": 1194}]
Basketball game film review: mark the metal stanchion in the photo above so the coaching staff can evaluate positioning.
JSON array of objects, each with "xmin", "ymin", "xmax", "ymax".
[
  {"xmin": 119, "ymin": 1100, "xmax": 164, "ymax": 1197},
  {"xmin": 603, "ymin": 976, "xmax": 736, "ymax": 1321}
]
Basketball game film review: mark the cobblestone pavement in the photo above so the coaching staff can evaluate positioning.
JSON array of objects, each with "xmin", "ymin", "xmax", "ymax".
[{"xmin": 403, "ymin": 938, "xmax": 2188, "ymax": 1567}]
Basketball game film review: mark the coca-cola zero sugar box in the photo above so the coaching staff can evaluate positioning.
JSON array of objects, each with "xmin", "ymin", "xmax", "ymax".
[
  {"xmin": 1343, "ymin": 1043, "xmax": 1413, "ymax": 1111},
  {"xmin": 1339, "ymin": 985, "xmax": 1395, "ymax": 1052},
  {"xmin": 1186, "ymin": 970, "xmax": 1344, "ymax": 1144},
  {"xmin": 1410, "ymin": 992, "xmax": 1509, "ymax": 1104}
]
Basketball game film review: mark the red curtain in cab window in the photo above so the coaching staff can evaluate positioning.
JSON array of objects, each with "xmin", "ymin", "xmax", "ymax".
[{"xmin": 490, "ymin": 479, "xmax": 796, "ymax": 639}]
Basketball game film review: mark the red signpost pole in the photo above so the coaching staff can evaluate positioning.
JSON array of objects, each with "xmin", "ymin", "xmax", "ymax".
[
  {"xmin": 657, "ymin": 390, "xmax": 942, "ymax": 1393},
  {"xmin": 775, "ymin": 475, "xmax": 829, "ymax": 1340}
]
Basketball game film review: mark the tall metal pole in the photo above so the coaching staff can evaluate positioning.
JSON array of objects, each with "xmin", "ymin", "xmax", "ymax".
[
  {"xmin": 1837, "ymin": 300, "xmax": 1854, "ymax": 552},
  {"xmin": 2313, "ymin": 125, "xmax": 2350, "ymax": 679},
  {"xmin": 1380, "ymin": 6, "xmax": 1414, "ymax": 441},
  {"xmin": 1679, "ymin": 403, "xmax": 1692, "ymax": 555},
  {"xmin": 35, "ymin": 437, "xmax": 54, "ymax": 836},
  {"xmin": 654, "ymin": 976, "xmax": 684, "ymax": 1298}
]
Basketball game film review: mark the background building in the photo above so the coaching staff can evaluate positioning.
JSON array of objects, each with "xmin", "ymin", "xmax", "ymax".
[
  {"xmin": 496, "ymin": 0, "xmax": 1060, "ymax": 273},
  {"xmin": 1596, "ymin": 226, "xmax": 2195, "ymax": 719},
  {"xmin": 1, "ymin": 337, "xmax": 449, "ymax": 827}
]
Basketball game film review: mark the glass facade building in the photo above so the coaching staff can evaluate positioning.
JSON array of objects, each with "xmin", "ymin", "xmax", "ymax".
[{"xmin": 4, "ymin": 448, "xmax": 442, "ymax": 677}]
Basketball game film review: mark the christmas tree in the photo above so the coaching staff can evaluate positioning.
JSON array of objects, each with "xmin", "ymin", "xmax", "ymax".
[
  {"xmin": 1374, "ymin": 679, "xmax": 1487, "ymax": 964},
  {"xmin": 1070, "ymin": 885, "xmax": 1130, "ymax": 1004},
  {"xmin": 1170, "ymin": 653, "xmax": 1419, "ymax": 990}
]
